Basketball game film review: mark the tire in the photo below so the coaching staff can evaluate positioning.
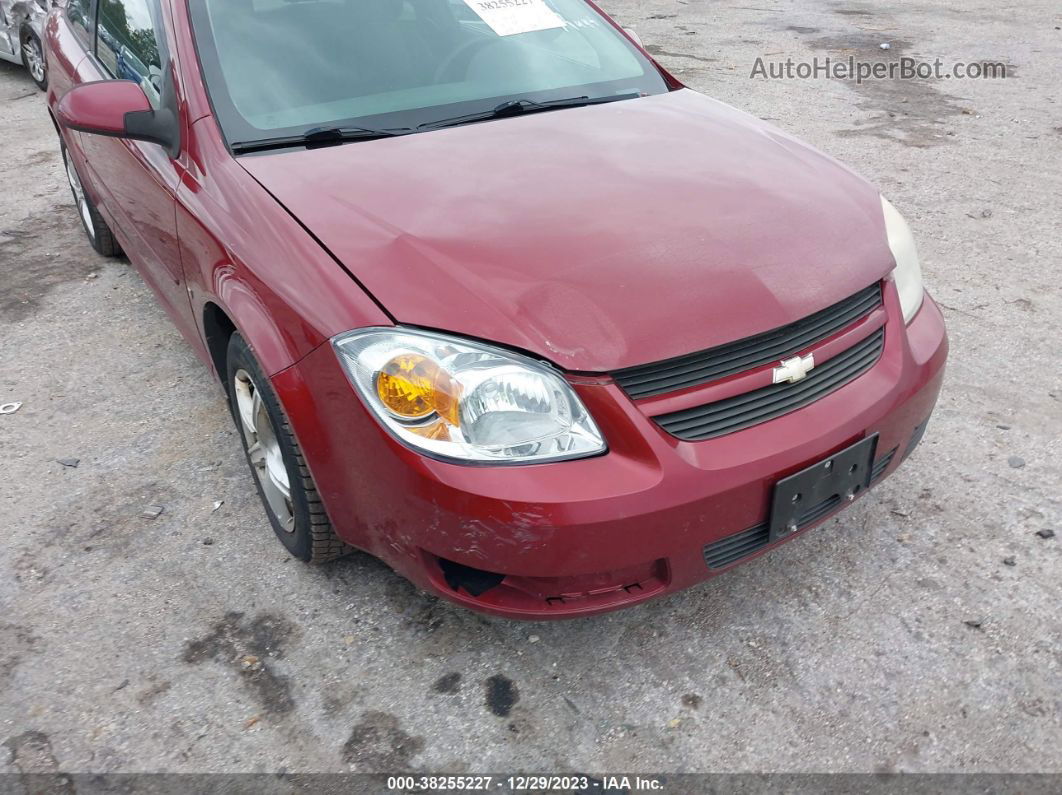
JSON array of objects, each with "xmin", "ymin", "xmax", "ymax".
[
  {"xmin": 20, "ymin": 28, "xmax": 47, "ymax": 91},
  {"xmin": 61, "ymin": 140, "xmax": 122, "ymax": 257},
  {"xmin": 226, "ymin": 332, "xmax": 349, "ymax": 564}
]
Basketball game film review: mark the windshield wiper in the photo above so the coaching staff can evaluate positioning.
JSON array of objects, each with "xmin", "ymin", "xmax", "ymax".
[
  {"xmin": 231, "ymin": 125, "xmax": 412, "ymax": 155},
  {"xmin": 418, "ymin": 93, "xmax": 642, "ymax": 131},
  {"xmin": 230, "ymin": 94, "xmax": 643, "ymax": 152}
]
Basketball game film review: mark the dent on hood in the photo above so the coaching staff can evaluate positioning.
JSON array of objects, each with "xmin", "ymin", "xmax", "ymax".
[
  {"xmin": 381, "ymin": 230, "xmax": 628, "ymax": 366},
  {"xmin": 240, "ymin": 90, "xmax": 891, "ymax": 372}
]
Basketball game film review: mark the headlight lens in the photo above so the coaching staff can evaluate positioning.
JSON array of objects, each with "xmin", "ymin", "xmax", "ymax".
[
  {"xmin": 332, "ymin": 328, "xmax": 607, "ymax": 464},
  {"xmin": 881, "ymin": 196, "xmax": 925, "ymax": 323}
]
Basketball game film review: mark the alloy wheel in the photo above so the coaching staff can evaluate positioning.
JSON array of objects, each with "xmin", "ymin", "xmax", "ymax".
[
  {"xmin": 22, "ymin": 36, "xmax": 45, "ymax": 84},
  {"xmin": 233, "ymin": 369, "xmax": 295, "ymax": 532},
  {"xmin": 65, "ymin": 156, "xmax": 95, "ymax": 240}
]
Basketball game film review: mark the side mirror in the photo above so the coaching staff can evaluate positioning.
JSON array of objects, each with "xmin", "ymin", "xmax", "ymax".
[
  {"xmin": 623, "ymin": 27, "xmax": 643, "ymax": 47},
  {"xmin": 56, "ymin": 79, "xmax": 179, "ymax": 157}
]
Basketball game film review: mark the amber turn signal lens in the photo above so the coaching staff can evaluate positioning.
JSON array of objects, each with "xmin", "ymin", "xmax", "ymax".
[
  {"xmin": 431, "ymin": 368, "xmax": 462, "ymax": 427},
  {"xmin": 375, "ymin": 354, "xmax": 462, "ymax": 425}
]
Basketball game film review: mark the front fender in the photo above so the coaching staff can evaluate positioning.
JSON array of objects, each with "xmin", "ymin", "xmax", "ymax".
[
  {"xmin": 207, "ymin": 271, "xmax": 305, "ymax": 377},
  {"xmin": 177, "ymin": 118, "xmax": 391, "ymax": 377}
]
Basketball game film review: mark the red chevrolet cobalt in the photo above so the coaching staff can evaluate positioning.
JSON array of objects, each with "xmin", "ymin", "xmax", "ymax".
[{"xmin": 46, "ymin": 0, "xmax": 946, "ymax": 618}]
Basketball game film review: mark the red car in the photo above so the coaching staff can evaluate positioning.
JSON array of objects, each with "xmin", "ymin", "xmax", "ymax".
[{"xmin": 47, "ymin": 0, "xmax": 946, "ymax": 619}]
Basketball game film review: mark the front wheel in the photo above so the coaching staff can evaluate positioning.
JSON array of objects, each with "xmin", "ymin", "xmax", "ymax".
[
  {"xmin": 226, "ymin": 333, "xmax": 350, "ymax": 563},
  {"xmin": 61, "ymin": 140, "xmax": 122, "ymax": 257},
  {"xmin": 20, "ymin": 28, "xmax": 47, "ymax": 91}
]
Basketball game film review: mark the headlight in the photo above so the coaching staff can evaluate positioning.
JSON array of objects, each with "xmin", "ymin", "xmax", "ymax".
[
  {"xmin": 332, "ymin": 328, "xmax": 607, "ymax": 464},
  {"xmin": 881, "ymin": 196, "xmax": 925, "ymax": 324}
]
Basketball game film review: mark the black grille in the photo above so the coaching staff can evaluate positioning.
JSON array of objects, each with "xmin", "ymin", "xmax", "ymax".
[
  {"xmin": 871, "ymin": 447, "xmax": 897, "ymax": 481},
  {"xmin": 903, "ymin": 417, "xmax": 931, "ymax": 461},
  {"xmin": 613, "ymin": 284, "xmax": 883, "ymax": 399},
  {"xmin": 656, "ymin": 328, "xmax": 886, "ymax": 441},
  {"xmin": 704, "ymin": 446, "xmax": 900, "ymax": 570},
  {"xmin": 704, "ymin": 522, "xmax": 769, "ymax": 569}
]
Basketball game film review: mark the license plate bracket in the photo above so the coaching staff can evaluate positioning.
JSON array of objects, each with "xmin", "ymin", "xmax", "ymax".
[{"xmin": 769, "ymin": 434, "xmax": 878, "ymax": 542}]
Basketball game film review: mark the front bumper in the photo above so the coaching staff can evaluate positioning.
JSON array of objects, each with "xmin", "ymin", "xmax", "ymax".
[{"xmin": 278, "ymin": 289, "xmax": 947, "ymax": 620}]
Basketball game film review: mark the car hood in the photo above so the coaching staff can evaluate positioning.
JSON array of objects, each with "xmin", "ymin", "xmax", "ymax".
[{"xmin": 240, "ymin": 89, "xmax": 891, "ymax": 373}]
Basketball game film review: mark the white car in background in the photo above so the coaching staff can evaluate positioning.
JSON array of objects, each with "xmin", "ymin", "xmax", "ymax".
[{"xmin": 0, "ymin": 0, "xmax": 48, "ymax": 91}]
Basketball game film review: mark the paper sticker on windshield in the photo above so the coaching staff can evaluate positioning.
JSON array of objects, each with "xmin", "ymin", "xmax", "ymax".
[{"xmin": 463, "ymin": 0, "xmax": 565, "ymax": 37}]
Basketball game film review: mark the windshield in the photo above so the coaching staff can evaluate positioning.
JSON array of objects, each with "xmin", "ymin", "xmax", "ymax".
[{"xmin": 189, "ymin": 0, "xmax": 670, "ymax": 148}]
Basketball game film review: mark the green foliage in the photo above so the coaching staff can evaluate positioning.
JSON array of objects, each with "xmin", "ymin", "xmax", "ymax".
[{"xmin": 99, "ymin": 0, "xmax": 161, "ymax": 69}]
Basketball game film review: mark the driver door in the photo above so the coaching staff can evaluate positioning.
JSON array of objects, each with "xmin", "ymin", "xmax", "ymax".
[{"xmin": 77, "ymin": 0, "xmax": 194, "ymax": 339}]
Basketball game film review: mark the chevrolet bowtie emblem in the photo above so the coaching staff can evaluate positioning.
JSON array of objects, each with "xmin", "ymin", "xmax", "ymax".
[{"xmin": 773, "ymin": 353, "xmax": 815, "ymax": 384}]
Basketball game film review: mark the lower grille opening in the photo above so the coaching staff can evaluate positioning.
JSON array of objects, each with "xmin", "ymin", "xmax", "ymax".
[
  {"xmin": 429, "ymin": 554, "xmax": 668, "ymax": 611},
  {"xmin": 871, "ymin": 447, "xmax": 898, "ymax": 481},
  {"xmin": 704, "ymin": 448, "xmax": 897, "ymax": 570},
  {"xmin": 437, "ymin": 557, "xmax": 505, "ymax": 597},
  {"xmin": 704, "ymin": 522, "xmax": 770, "ymax": 569},
  {"xmin": 797, "ymin": 494, "xmax": 843, "ymax": 527},
  {"xmin": 903, "ymin": 417, "xmax": 931, "ymax": 461}
]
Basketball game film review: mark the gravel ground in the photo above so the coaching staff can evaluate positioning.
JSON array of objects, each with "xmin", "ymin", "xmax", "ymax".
[{"xmin": 1, "ymin": 0, "xmax": 1060, "ymax": 777}]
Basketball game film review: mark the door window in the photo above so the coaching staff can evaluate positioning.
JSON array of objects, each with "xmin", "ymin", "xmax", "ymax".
[
  {"xmin": 96, "ymin": 0, "xmax": 166, "ymax": 107},
  {"xmin": 67, "ymin": 0, "xmax": 96, "ymax": 51}
]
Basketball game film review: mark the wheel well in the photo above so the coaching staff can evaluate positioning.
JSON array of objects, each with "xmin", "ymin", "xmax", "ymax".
[{"xmin": 203, "ymin": 303, "xmax": 237, "ymax": 392}]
